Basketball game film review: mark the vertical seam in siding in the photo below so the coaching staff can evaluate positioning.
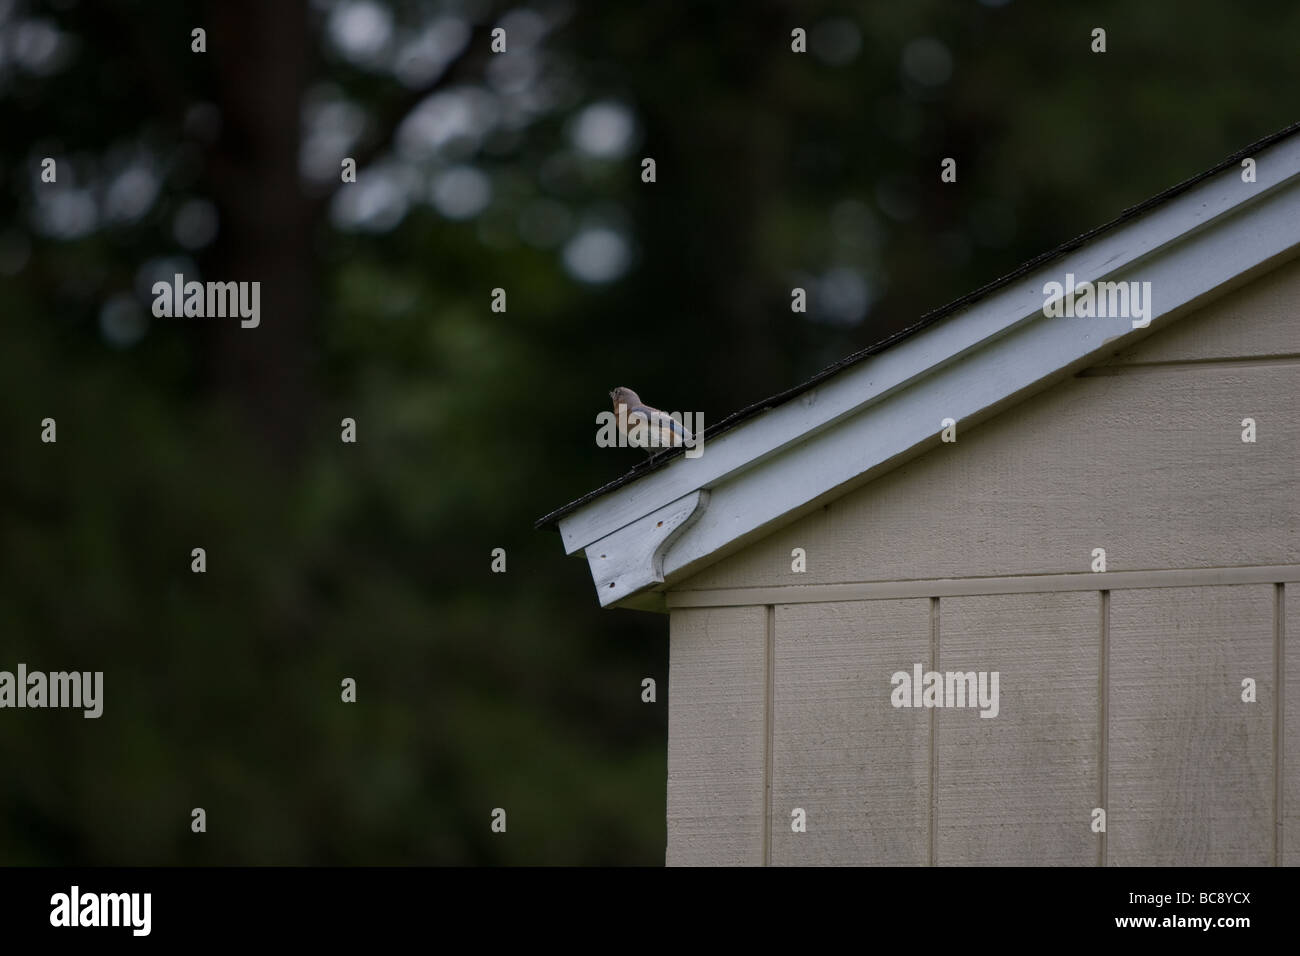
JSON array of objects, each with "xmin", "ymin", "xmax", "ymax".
[
  {"xmin": 1099, "ymin": 590, "xmax": 1110, "ymax": 868},
  {"xmin": 762, "ymin": 604, "xmax": 775, "ymax": 867},
  {"xmin": 929, "ymin": 596, "xmax": 939, "ymax": 867},
  {"xmin": 1276, "ymin": 583, "xmax": 1285, "ymax": 866}
]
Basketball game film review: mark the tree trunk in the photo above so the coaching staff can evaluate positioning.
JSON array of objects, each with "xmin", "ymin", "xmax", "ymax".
[{"xmin": 203, "ymin": 0, "xmax": 315, "ymax": 467}]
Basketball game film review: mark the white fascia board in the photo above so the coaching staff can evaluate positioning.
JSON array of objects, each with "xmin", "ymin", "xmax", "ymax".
[{"xmin": 558, "ymin": 134, "xmax": 1300, "ymax": 608}]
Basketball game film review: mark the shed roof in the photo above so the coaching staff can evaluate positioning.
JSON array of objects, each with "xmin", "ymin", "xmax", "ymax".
[{"xmin": 540, "ymin": 121, "xmax": 1300, "ymax": 611}]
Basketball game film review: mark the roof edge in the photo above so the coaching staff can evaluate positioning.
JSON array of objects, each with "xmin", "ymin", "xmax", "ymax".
[{"xmin": 536, "ymin": 119, "xmax": 1300, "ymax": 532}]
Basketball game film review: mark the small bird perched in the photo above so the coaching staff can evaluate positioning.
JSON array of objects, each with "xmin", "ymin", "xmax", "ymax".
[{"xmin": 609, "ymin": 386, "xmax": 693, "ymax": 452}]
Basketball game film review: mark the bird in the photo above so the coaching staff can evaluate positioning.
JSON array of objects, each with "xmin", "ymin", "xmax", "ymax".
[{"xmin": 609, "ymin": 386, "xmax": 693, "ymax": 452}]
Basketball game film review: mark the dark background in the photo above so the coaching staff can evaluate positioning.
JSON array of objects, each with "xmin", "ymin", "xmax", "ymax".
[{"xmin": 0, "ymin": 0, "xmax": 1295, "ymax": 864}]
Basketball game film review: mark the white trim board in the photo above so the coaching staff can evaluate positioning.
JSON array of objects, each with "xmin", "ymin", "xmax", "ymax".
[
  {"xmin": 554, "ymin": 131, "xmax": 1300, "ymax": 609},
  {"xmin": 666, "ymin": 565, "xmax": 1300, "ymax": 609}
]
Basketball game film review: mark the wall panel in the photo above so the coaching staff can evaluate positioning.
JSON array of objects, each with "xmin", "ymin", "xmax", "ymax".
[
  {"xmin": 936, "ymin": 592, "xmax": 1099, "ymax": 865},
  {"xmin": 769, "ymin": 599, "xmax": 931, "ymax": 865},
  {"xmin": 667, "ymin": 605, "xmax": 767, "ymax": 866},
  {"xmin": 1108, "ymin": 585, "xmax": 1274, "ymax": 865}
]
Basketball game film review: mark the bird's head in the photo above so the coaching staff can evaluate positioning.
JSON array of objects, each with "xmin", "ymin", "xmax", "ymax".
[{"xmin": 610, "ymin": 386, "xmax": 640, "ymax": 408}]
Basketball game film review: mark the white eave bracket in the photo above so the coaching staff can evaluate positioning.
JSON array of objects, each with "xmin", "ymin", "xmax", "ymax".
[{"xmin": 585, "ymin": 490, "xmax": 710, "ymax": 607}]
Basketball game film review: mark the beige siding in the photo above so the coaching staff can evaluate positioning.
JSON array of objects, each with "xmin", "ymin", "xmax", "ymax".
[
  {"xmin": 678, "ymin": 364, "xmax": 1299, "ymax": 590},
  {"xmin": 665, "ymin": 578, "xmax": 1288, "ymax": 867},
  {"xmin": 1287, "ymin": 585, "xmax": 1298, "ymax": 865},
  {"xmin": 1100, "ymin": 254, "xmax": 1300, "ymax": 366},
  {"xmin": 768, "ymin": 600, "xmax": 930, "ymax": 865},
  {"xmin": 935, "ymin": 592, "xmax": 1099, "ymax": 865},
  {"xmin": 661, "ymin": 259, "xmax": 1299, "ymax": 866},
  {"xmin": 1108, "ymin": 586, "xmax": 1274, "ymax": 866},
  {"xmin": 667, "ymin": 606, "xmax": 768, "ymax": 866}
]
